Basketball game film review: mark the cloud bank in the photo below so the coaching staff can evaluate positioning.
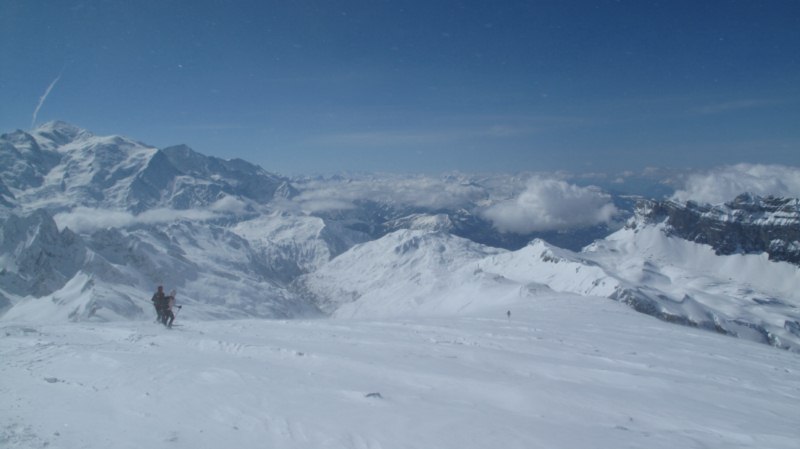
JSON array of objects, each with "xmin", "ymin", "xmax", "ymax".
[
  {"xmin": 290, "ymin": 175, "xmax": 489, "ymax": 213},
  {"xmin": 481, "ymin": 177, "xmax": 617, "ymax": 233},
  {"xmin": 54, "ymin": 197, "xmax": 248, "ymax": 233},
  {"xmin": 671, "ymin": 164, "xmax": 800, "ymax": 204},
  {"xmin": 288, "ymin": 174, "xmax": 619, "ymax": 233}
]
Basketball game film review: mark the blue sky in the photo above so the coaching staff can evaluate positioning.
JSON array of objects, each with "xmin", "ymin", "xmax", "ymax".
[{"xmin": 1, "ymin": 0, "xmax": 798, "ymax": 175}]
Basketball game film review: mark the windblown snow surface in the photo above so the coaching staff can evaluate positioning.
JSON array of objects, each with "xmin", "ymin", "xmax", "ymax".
[{"xmin": 2, "ymin": 295, "xmax": 799, "ymax": 449}]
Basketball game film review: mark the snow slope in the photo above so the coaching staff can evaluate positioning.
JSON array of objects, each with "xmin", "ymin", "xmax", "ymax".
[
  {"xmin": 299, "ymin": 229, "xmax": 507, "ymax": 317},
  {"xmin": 232, "ymin": 212, "xmax": 370, "ymax": 284},
  {"xmin": 2, "ymin": 296, "xmax": 798, "ymax": 449},
  {"xmin": 301, "ymin": 226, "xmax": 800, "ymax": 350},
  {"xmin": 0, "ymin": 209, "xmax": 322, "ymax": 323}
]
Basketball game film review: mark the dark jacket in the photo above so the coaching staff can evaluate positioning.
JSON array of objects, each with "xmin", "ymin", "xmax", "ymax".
[{"xmin": 152, "ymin": 291, "xmax": 168, "ymax": 309}]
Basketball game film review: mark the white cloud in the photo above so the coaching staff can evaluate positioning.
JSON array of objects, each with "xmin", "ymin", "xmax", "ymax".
[
  {"xmin": 209, "ymin": 196, "xmax": 248, "ymax": 214},
  {"xmin": 54, "ymin": 208, "xmax": 136, "ymax": 232},
  {"xmin": 137, "ymin": 208, "xmax": 216, "ymax": 224},
  {"xmin": 481, "ymin": 177, "xmax": 617, "ymax": 233},
  {"xmin": 291, "ymin": 175, "xmax": 488, "ymax": 213},
  {"xmin": 53, "ymin": 198, "xmax": 248, "ymax": 233},
  {"xmin": 296, "ymin": 199, "xmax": 357, "ymax": 213},
  {"xmin": 671, "ymin": 164, "xmax": 800, "ymax": 204}
]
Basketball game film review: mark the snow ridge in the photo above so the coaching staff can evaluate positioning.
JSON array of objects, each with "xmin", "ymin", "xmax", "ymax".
[{"xmin": 300, "ymin": 225, "xmax": 800, "ymax": 350}]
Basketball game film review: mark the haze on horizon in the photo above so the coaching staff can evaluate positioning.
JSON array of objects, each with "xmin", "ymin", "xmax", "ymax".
[{"xmin": 1, "ymin": 0, "xmax": 798, "ymax": 175}]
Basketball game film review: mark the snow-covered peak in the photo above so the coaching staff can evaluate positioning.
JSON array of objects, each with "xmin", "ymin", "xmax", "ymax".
[
  {"xmin": 33, "ymin": 132, "xmax": 159, "ymax": 211},
  {"xmin": 162, "ymin": 144, "xmax": 287, "ymax": 204},
  {"xmin": 478, "ymin": 238, "xmax": 619, "ymax": 298},
  {"xmin": 1, "ymin": 123, "xmax": 294, "ymax": 214},
  {"xmin": 299, "ymin": 229, "xmax": 505, "ymax": 316},
  {"xmin": 298, "ymin": 221, "xmax": 800, "ymax": 350},
  {"xmin": 231, "ymin": 212, "xmax": 371, "ymax": 283},
  {"xmin": 31, "ymin": 121, "xmax": 93, "ymax": 149}
]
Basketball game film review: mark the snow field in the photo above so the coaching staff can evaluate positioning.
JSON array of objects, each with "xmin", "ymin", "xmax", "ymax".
[{"xmin": 2, "ymin": 294, "xmax": 799, "ymax": 449}]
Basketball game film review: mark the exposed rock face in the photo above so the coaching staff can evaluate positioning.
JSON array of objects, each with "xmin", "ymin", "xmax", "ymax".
[
  {"xmin": 0, "ymin": 209, "xmax": 87, "ymax": 296},
  {"xmin": 636, "ymin": 193, "xmax": 800, "ymax": 265}
]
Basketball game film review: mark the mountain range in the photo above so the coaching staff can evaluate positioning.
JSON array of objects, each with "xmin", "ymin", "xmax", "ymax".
[{"xmin": 1, "ymin": 121, "xmax": 798, "ymax": 351}]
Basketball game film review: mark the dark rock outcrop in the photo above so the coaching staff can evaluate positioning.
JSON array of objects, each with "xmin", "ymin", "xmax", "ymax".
[{"xmin": 635, "ymin": 193, "xmax": 800, "ymax": 265}]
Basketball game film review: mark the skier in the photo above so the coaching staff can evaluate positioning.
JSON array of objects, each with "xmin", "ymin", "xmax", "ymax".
[
  {"xmin": 151, "ymin": 285, "xmax": 167, "ymax": 323},
  {"xmin": 162, "ymin": 290, "xmax": 177, "ymax": 328}
]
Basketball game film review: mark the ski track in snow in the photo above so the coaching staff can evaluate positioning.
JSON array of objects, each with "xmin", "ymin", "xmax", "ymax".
[{"xmin": 2, "ymin": 296, "xmax": 800, "ymax": 449}]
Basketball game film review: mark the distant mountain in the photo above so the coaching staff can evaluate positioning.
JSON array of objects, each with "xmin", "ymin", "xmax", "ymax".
[
  {"xmin": 0, "ymin": 207, "xmax": 323, "ymax": 322},
  {"xmin": 638, "ymin": 193, "xmax": 800, "ymax": 264},
  {"xmin": 0, "ymin": 122, "xmax": 63, "ymax": 192},
  {"xmin": 0, "ymin": 121, "xmax": 290, "ymax": 213},
  {"xmin": 1, "ymin": 122, "xmax": 608, "ymax": 251},
  {"xmin": 297, "ymin": 229, "xmax": 506, "ymax": 316},
  {"xmin": 309, "ymin": 197, "xmax": 615, "ymax": 252},
  {"xmin": 298, "ymin": 224, "xmax": 800, "ymax": 351},
  {"xmin": 160, "ymin": 144, "xmax": 295, "ymax": 209},
  {"xmin": 0, "ymin": 209, "xmax": 85, "ymax": 297},
  {"xmin": 0, "ymin": 122, "xmax": 329, "ymax": 321}
]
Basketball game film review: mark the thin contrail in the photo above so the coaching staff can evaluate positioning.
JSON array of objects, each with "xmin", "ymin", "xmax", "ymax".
[{"xmin": 31, "ymin": 73, "xmax": 62, "ymax": 129}]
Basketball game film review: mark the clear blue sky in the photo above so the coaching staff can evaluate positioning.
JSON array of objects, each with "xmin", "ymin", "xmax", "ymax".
[{"xmin": 1, "ymin": 0, "xmax": 798, "ymax": 175}]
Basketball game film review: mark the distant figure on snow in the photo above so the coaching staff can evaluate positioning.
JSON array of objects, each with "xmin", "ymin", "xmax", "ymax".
[
  {"xmin": 151, "ymin": 285, "xmax": 167, "ymax": 323},
  {"xmin": 162, "ymin": 290, "xmax": 177, "ymax": 328},
  {"xmin": 151, "ymin": 285, "xmax": 176, "ymax": 327},
  {"xmin": 507, "ymin": 310, "xmax": 511, "ymax": 321}
]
